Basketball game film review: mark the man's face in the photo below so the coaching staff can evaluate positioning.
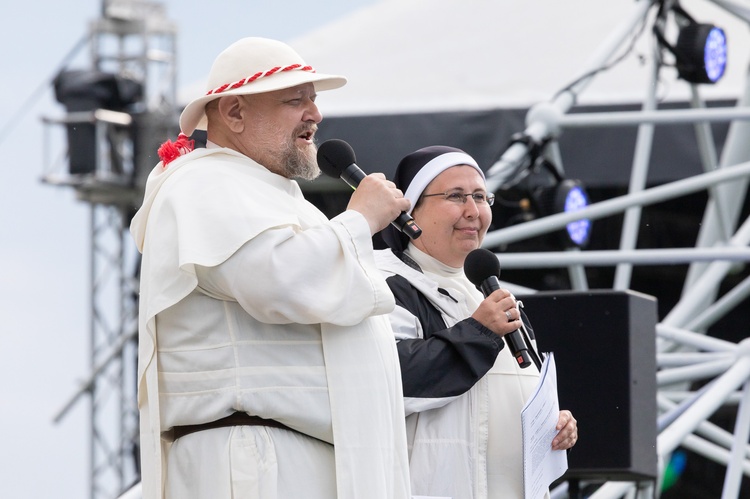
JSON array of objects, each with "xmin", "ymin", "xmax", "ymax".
[{"xmin": 241, "ymin": 83, "xmax": 323, "ymax": 180}]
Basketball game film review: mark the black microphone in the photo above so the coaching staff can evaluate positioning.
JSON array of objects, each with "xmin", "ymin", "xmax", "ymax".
[
  {"xmin": 464, "ymin": 248, "xmax": 532, "ymax": 369},
  {"xmin": 317, "ymin": 139, "xmax": 422, "ymax": 240}
]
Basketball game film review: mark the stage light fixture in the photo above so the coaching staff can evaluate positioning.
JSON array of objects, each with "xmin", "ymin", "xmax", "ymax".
[
  {"xmin": 675, "ymin": 23, "xmax": 727, "ymax": 84},
  {"xmin": 561, "ymin": 180, "xmax": 592, "ymax": 248},
  {"xmin": 53, "ymin": 69, "xmax": 142, "ymax": 175},
  {"xmin": 490, "ymin": 150, "xmax": 592, "ymax": 249},
  {"xmin": 536, "ymin": 179, "xmax": 592, "ymax": 248},
  {"xmin": 654, "ymin": 4, "xmax": 728, "ymax": 85}
]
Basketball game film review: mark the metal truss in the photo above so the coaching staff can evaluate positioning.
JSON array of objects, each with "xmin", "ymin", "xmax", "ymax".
[
  {"xmin": 43, "ymin": 1, "xmax": 177, "ymax": 498},
  {"xmin": 53, "ymin": 205, "xmax": 141, "ymax": 498},
  {"xmin": 483, "ymin": 1, "xmax": 750, "ymax": 497}
]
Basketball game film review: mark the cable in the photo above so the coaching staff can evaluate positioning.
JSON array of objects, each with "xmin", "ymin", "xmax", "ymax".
[
  {"xmin": 551, "ymin": 1, "xmax": 655, "ymax": 103},
  {"xmin": 0, "ymin": 33, "xmax": 89, "ymax": 150}
]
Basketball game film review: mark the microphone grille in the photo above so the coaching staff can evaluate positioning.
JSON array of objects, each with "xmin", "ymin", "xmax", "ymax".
[
  {"xmin": 464, "ymin": 248, "xmax": 501, "ymax": 286},
  {"xmin": 317, "ymin": 139, "xmax": 356, "ymax": 178}
]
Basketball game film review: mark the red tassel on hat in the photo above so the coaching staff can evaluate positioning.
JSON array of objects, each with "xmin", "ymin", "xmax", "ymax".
[{"xmin": 158, "ymin": 133, "xmax": 195, "ymax": 167}]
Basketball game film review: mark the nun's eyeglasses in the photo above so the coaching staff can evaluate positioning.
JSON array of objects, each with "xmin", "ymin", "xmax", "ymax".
[{"xmin": 421, "ymin": 191, "xmax": 495, "ymax": 207}]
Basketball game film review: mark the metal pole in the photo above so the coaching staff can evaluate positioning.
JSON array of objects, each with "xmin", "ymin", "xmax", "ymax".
[
  {"xmin": 555, "ymin": 106, "xmax": 750, "ymax": 127},
  {"xmin": 565, "ymin": 247, "xmax": 589, "ymax": 290},
  {"xmin": 663, "ymin": 214, "xmax": 750, "ymax": 328},
  {"xmin": 683, "ymin": 61, "xmax": 750, "ymax": 294},
  {"xmin": 722, "ymin": 380, "xmax": 750, "ymax": 498},
  {"xmin": 657, "ymin": 324, "xmax": 737, "ymax": 353},
  {"xmin": 88, "ymin": 205, "xmax": 96, "ymax": 499},
  {"xmin": 658, "ymin": 355, "xmax": 750, "ymax": 455},
  {"xmin": 659, "ymin": 352, "xmax": 735, "ymax": 367},
  {"xmin": 492, "ymin": 247, "xmax": 750, "ymax": 268},
  {"xmin": 484, "ymin": 0, "xmax": 654, "ymax": 192},
  {"xmin": 587, "ymin": 481, "xmax": 636, "ymax": 499},
  {"xmin": 657, "ymin": 358, "xmax": 735, "ymax": 386},
  {"xmin": 689, "ymin": 88, "xmax": 730, "ymax": 240},
  {"xmin": 482, "ymin": 160, "xmax": 750, "ymax": 248},
  {"xmin": 681, "ymin": 433, "xmax": 750, "ymax": 476},
  {"xmin": 614, "ymin": 35, "xmax": 661, "ymax": 290},
  {"xmin": 658, "ymin": 393, "xmax": 750, "ymax": 458},
  {"xmin": 684, "ymin": 275, "xmax": 750, "ymax": 331}
]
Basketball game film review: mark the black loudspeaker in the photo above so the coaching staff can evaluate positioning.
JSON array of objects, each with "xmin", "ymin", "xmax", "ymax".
[{"xmin": 517, "ymin": 289, "xmax": 658, "ymax": 481}]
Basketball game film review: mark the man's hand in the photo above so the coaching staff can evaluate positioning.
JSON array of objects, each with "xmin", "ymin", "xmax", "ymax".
[{"xmin": 347, "ymin": 173, "xmax": 411, "ymax": 235}]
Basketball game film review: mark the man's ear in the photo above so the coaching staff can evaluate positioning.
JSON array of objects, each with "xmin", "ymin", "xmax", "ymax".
[{"xmin": 217, "ymin": 95, "xmax": 246, "ymax": 133}]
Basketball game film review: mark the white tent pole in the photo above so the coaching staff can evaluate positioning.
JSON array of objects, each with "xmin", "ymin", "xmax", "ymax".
[
  {"xmin": 565, "ymin": 247, "xmax": 589, "ymax": 290},
  {"xmin": 689, "ymin": 87, "xmax": 730, "ymax": 242},
  {"xmin": 691, "ymin": 86, "xmax": 721, "ymax": 176},
  {"xmin": 657, "ymin": 355, "xmax": 750, "ymax": 454},
  {"xmin": 614, "ymin": 37, "xmax": 661, "ymax": 290},
  {"xmin": 681, "ymin": 433, "xmax": 750, "ymax": 477},
  {"xmin": 662, "ymin": 213, "xmax": 750, "ymax": 328},
  {"xmin": 684, "ymin": 274, "xmax": 750, "ymax": 331},
  {"xmin": 686, "ymin": 76, "xmax": 750, "ymax": 288},
  {"xmin": 555, "ymin": 106, "xmax": 750, "ymax": 126},
  {"xmin": 656, "ymin": 324, "xmax": 737, "ymax": 353},
  {"xmin": 658, "ymin": 394, "xmax": 750, "ymax": 459},
  {"xmin": 657, "ymin": 358, "xmax": 735, "ymax": 386},
  {"xmin": 722, "ymin": 380, "xmax": 750, "ymax": 498},
  {"xmin": 680, "ymin": 0, "xmax": 750, "ymax": 298},
  {"xmin": 482, "ymin": 160, "xmax": 750, "ymax": 248},
  {"xmin": 587, "ymin": 481, "xmax": 636, "ymax": 499},
  {"xmin": 659, "ymin": 352, "xmax": 735, "ymax": 367},
  {"xmin": 710, "ymin": 0, "xmax": 750, "ymax": 23},
  {"xmin": 544, "ymin": 142, "xmax": 590, "ymax": 290},
  {"xmin": 492, "ymin": 247, "xmax": 750, "ymax": 267},
  {"xmin": 661, "ymin": 391, "xmax": 745, "ymax": 404}
]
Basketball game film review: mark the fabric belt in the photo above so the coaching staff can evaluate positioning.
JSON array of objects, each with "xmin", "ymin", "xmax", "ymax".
[{"xmin": 166, "ymin": 412, "xmax": 298, "ymax": 441}]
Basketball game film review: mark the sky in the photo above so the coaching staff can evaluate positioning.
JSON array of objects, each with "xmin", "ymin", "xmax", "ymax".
[{"xmin": 0, "ymin": 1, "xmax": 377, "ymax": 497}]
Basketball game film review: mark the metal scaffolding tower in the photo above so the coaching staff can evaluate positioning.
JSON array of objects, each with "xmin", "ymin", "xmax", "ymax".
[{"xmin": 41, "ymin": 1, "xmax": 177, "ymax": 498}]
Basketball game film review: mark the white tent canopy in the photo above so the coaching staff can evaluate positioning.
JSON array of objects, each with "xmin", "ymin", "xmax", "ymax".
[
  {"xmin": 179, "ymin": 0, "xmax": 750, "ymax": 115},
  {"xmin": 290, "ymin": 0, "xmax": 750, "ymax": 116},
  {"xmin": 178, "ymin": 0, "xmax": 750, "ymax": 188}
]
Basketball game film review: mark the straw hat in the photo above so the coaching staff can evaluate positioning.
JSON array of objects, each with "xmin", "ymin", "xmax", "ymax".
[{"xmin": 179, "ymin": 37, "xmax": 347, "ymax": 136}]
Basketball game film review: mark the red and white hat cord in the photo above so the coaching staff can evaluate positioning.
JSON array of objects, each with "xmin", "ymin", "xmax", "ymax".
[{"xmin": 205, "ymin": 64, "xmax": 316, "ymax": 96}]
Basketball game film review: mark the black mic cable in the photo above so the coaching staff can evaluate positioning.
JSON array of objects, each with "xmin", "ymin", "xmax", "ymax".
[{"xmin": 515, "ymin": 300, "xmax": 543, "ymax": 371}]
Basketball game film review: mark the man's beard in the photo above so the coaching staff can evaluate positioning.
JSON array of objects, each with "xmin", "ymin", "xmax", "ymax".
[{"xmin": 276, "ymin": 124, "xmax": 321, "ymax": 181}]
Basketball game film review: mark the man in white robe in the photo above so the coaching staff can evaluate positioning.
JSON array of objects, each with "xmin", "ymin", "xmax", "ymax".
[{"xmin": 129, "ymin": 37, "xmax": 412, "ymax": 499}]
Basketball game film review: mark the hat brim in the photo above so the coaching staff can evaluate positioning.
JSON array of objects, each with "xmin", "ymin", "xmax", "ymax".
[{"xmin": 179, "ymin": 71, "xmax": 347, "ymax": 136}]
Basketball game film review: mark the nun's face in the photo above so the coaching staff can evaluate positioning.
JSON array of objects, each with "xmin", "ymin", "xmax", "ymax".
[{"xmin": 410, "ymin": 165, "xmax": 492, "ymax": 267}]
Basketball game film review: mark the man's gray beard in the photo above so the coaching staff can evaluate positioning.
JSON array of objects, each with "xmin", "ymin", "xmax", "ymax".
[
  {"xmin": 248, "ymin": 114, "xmax": 321, "ymax": 180},
  {"xmin": 282, "ymin": 142, "xmax": 321, "ymax": 181}
]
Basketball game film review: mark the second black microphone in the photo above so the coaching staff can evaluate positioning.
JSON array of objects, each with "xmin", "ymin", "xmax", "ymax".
[
  {"xmin": 317, "ymin": 139, "xmax": 422, "ymax": 240},
  {"xmin": 464, "ymin": 248, "xmax": 532, "ymax": 369}
]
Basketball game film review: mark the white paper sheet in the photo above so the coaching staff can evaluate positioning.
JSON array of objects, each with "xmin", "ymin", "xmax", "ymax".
[{"xmin": 521, "ymin": 353, "xmax": 568, "ymax": 499}]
